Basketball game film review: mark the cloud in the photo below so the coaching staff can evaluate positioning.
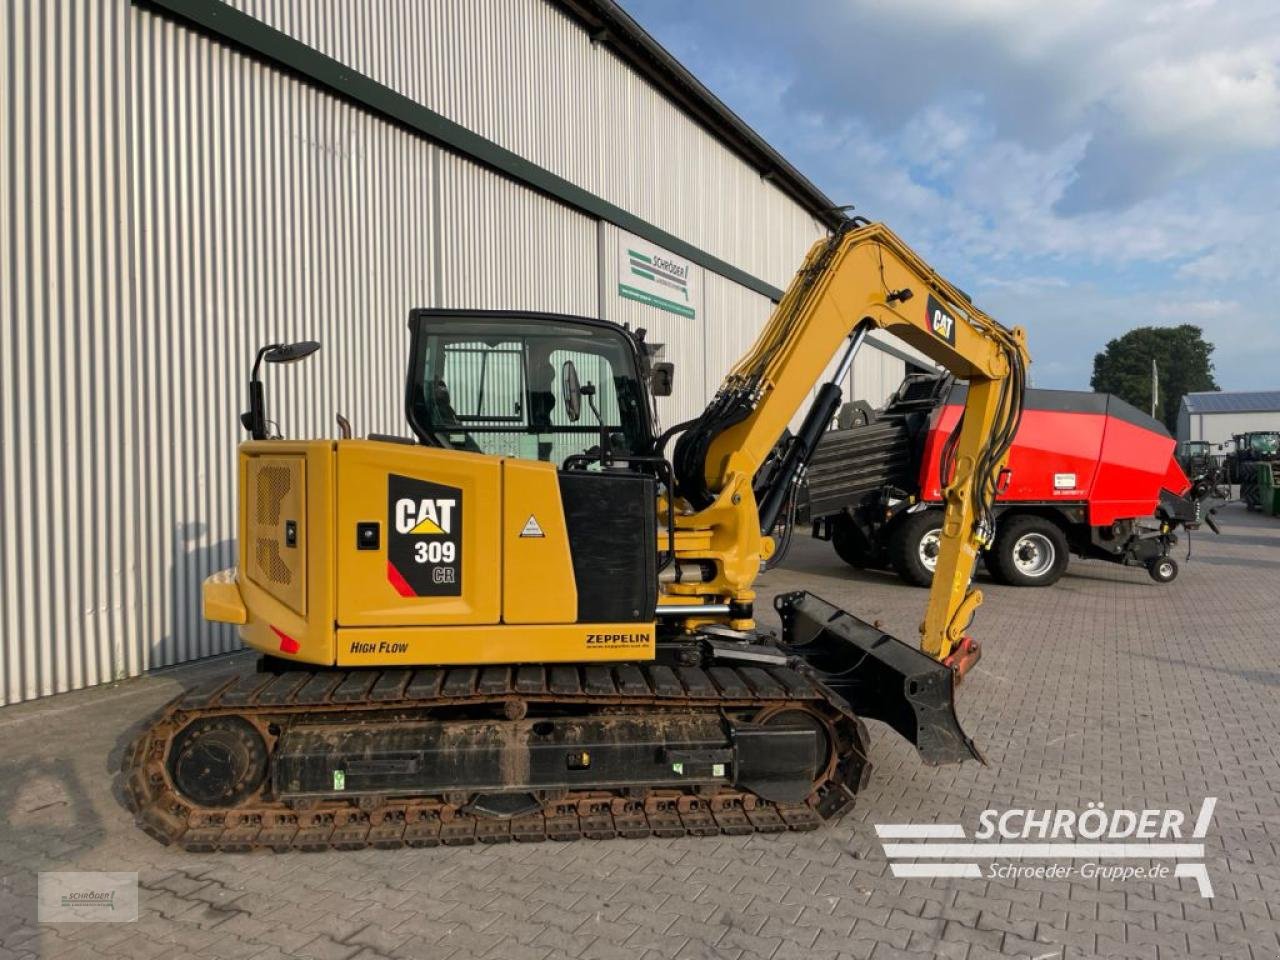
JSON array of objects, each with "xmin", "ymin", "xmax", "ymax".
[
  {"xmin": 620, "ymin": 0, "xmax": 1280, "ymax": 390},
  {"xmin": 731, "ymin": 0, "xmax": 1280, "ymax": 214}
]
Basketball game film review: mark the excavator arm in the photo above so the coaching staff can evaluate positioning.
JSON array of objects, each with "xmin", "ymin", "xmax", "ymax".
[{"xmin": 670, "ymin": 219, "xmax": 1028, "ymax": 761}]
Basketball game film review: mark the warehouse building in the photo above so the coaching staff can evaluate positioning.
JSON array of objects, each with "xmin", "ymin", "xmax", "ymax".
[
  {"xmin": 1177, "ymin": 391, "xmax": 1280, "ymax": 446},
  {"xmin": 0, "ymin": 0, "xmax": 929, "ymax": 705}
]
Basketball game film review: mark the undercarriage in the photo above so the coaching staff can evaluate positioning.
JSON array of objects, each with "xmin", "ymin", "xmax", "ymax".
[{"xmin": 122, "ymin": 593, "xmax": 974, "ymax": 852}]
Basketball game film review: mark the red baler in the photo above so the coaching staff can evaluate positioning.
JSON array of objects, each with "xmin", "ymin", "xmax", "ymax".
[{"xmin": 803, "ymin": 375, "xmax": 1216, "ymax": 586}]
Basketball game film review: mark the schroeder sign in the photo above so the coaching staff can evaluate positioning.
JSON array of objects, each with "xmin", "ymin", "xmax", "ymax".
[{"xmin": 618, "ymin": 232, "xmax": 696, "ymax": 319}]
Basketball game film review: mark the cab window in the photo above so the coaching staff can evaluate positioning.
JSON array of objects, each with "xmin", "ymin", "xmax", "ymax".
[{"xmin": 407, "ymin": 312, "xmax": 652, "ymax": 464}]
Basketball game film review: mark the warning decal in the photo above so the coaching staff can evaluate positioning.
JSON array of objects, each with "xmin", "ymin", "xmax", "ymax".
[
  {"xmin": 519, "ymin": 515, "xmax": 545, "ymax": 538},
  {"xmin": 387, "ymin": 474, "xmax": 462, "ymax": 597}
]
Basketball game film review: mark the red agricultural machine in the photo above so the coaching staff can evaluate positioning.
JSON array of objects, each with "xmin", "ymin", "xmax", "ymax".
[{"xmin": 802, "ymin": 374, "xmax": 1218, "ymax": 586}]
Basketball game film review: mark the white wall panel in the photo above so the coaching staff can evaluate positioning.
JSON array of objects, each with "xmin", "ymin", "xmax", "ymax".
[
  {"xmin": 851, "ymin": 340, "xmax": 909, "ymax": 410},
  {"xmin": 437, "ymin": 153, "xmax": 598, "ymax": 316},
  {"xmin": 223, "ymin": 0, "xmax": 827, "ymax": 291},
  {"xmin": 1186, "ymin": 411, "xmax": 1280, "ymax": 446},
  {"xmin": 1, "ymin": 0, "xmax": 133, "ymax": 704},
  {"xmin": 1, "ymin": 1, "xmax": 608, "ymax": 705},
  {"xmin": 0, "ymin": 0, "xmax": 904, "ymax": 706}
]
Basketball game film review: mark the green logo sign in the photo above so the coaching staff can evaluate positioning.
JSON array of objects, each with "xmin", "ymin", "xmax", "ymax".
[{"xmin": 618, "ymin": 233, "xmax": 697, "ymax": 319}]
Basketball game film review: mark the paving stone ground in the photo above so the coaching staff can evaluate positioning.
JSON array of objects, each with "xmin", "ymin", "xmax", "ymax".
[{"xmin": 1, "ymin": 500, "xmax": 1278, "ymax": 959}]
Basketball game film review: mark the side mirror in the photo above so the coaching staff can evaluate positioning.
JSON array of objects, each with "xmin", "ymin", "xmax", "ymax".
[
  {"xmin": 265, "ymin": 340, "xmax": 321, "ymax": 364},
  {"xmin": 243, "ymin": 339, "xmax": 321, "ymax": 440},
  {"xmin": 650, "ymin": 362, "xmax": 674, "ymax": 397},
  {"xmin": 561, "ymin": 359, "xmax": 582, "ymax": 423}
]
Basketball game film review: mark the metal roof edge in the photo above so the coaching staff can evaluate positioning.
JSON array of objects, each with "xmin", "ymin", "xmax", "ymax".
[{"xmin": 550, "ymin": 0, "xmax": 846, "ymax": 231}]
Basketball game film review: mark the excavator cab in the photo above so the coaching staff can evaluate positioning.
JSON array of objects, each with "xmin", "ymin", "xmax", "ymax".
[{"xmin": 404, "ymin": 310, "xmax": 657, "ymax": 465}]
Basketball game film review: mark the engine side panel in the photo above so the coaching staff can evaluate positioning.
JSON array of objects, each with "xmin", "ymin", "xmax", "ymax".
[
  {"xmin": 502, "ymin": 459, "xmax": 578, "ymax": 624},
  {"xmin": 226, "ymin": 438, "xmax": 669, "ymax": 668},
  {"xmin": 335, "ymin": 441, "xmax": 502, "ymax": 627},
  {"xmin": 236, "ymin": 441, "xmax": 336, "ymax": 665}
]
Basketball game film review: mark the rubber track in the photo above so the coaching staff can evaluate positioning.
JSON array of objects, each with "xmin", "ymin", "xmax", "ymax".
[{"xmin": 122, "ymin": 661, "xmax": 870, "ymax": 852}]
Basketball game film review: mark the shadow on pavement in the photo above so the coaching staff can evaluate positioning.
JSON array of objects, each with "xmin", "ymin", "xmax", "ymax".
[
  {"xmin": 1127, "ymin": 650, "xmax": 1280, "ymax": 688},
  {"xmin": 0, "ymin": 755, "xmax": 103, "ymax": 853}
]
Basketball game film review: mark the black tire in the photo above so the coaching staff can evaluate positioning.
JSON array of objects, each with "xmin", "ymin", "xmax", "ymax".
[
  {"xmin": 831, "ymin": 515, "xmax": 871, "ymax": 568},
  {"xmin": 987, "ymin": 514, "xmax": 1069, "ymax": 587},
  {"xmin": 1147, "ymin": 555, "xmax": 1178, "ymax": 583},
  {"xmin": 887, "ymin": 510, "xmax": 944, "ymax": 587},
  {"xmin": 1240, "ymin": 462, "xmax": 1259, "ymax": 510}
]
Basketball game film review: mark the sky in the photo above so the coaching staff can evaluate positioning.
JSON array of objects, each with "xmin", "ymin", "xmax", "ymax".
[{"xmin": 619, "ymin": 0, "xmax": 1280, "ymax": 391}]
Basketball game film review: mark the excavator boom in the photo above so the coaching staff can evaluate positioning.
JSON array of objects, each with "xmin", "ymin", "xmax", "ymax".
[{"xmin": 673, "ymin": 219, "xmax": 1028, "ymax": 662}]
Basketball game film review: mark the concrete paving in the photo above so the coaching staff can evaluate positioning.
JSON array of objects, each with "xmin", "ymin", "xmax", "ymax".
[{"xmin": 1, "ymin": 500, "xmax": 1278, "ymax": 959}]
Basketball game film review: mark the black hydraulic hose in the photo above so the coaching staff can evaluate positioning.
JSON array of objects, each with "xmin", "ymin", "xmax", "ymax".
[
  {"xmin": 936, "ymin": 334, "xmax": 1025, "ymax": 545},
  {"xmin": 764, "ymin": 485, "xmax": 799, "ymax": 571},
  {"xmin": 652, "ymin": 412, "xmax": 701, "ymax": 457},
  {"xmin": 672, "ymin": 390, "xmax": 754, "ymax": 509},
  {"xmin": 758, "ymin": 381, "xmax": 844, "ymax": 533}
]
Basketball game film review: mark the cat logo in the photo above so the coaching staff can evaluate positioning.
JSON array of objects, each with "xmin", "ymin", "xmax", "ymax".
[
  {"xmin": 926, "ymin": 294, "xmax": 957, "ymax": 345},
  {"xmin": 394, "ymin": 497, "xmax": 456, "ymax": 536},
  {"xmin": 387, "ymin": 475, "xmax": 463, "ymax": 598}
]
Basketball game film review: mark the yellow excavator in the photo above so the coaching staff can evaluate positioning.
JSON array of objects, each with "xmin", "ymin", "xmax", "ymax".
[{"xmin": 124, "ymin": 218, "xmax": 1028, "ymax": 851}]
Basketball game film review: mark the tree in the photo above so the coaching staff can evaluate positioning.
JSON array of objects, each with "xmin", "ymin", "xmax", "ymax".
[{"xmin": 1090, "ymin": 324, "xmax": 1218, "ymax": 432}]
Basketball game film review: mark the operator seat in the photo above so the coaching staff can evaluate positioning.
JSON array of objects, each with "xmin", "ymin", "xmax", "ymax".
[
  {"xmin": 527, "ymin": 352, "xmax": 557, "ymax": 430},
  {"xmin": 429, "ymin": 379, "xmax": 482, "ymax": 452}
]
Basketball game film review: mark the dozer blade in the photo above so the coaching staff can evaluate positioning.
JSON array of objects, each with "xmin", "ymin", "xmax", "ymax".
[{"xmin": 775, "ymin": 591, "xmax": 983, "ymax": 766}]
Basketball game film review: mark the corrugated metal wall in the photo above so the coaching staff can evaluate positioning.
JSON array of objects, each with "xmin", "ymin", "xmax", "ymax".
[
  {"xmin": 854, "ymin": 334, "xmax": 912, "ymax": 409},
  {"xmin": 1, "ymin": 0, "xmax": 133, "ymax": 704},
  {"xmin": 437, "ymin": 153, "xmax": 597, "ymax": 315},
  {"xmin": 128, "ymin": 6, "xmax": 445, "ymax": 683},
  {"xmin": 0, "ymin": 0, "xmax": 906, "ymax": 705},
  {"xmin": 222, "ymin": 0, "xmax": 825, "ymax": 291},
  {"xmin": 0, "ymin": 1, "xmax": 601, "ymax": 705}
]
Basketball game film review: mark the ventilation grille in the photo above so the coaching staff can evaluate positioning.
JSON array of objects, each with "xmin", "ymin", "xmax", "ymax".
[
  {"xmin": 255, "ymin": 537, "xmax": 291, "ymax": 585},
  {"xmin": 245, "ymin": 454, "xmax": 306, "ymax": 615},
  {"xmin": 256, "ymin": 465, "xmax": 291, "ymax": 525}
]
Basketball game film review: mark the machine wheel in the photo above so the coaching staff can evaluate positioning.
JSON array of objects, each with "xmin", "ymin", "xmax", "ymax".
[
  {"xmin": 887, "ymin": 510, "xmax": 943, "ymax": 587},
  {"xmin": 167, "ymin": 716, "xmax": 269, "ymax": 808},
  {"xmin": 1147, "ymin": 555, "xmax": 1178, "ymax": 583},
  {"xmin": 831, "ymin": 515, "xmax": 871, "ymax": 568},
  {"xmin": 987, "ymin": 515, "xmax": 1069, "ymax": 587},
  {"xmin": 1239, "ymin": 462, "xmax": 1259, "ymax": 510}
]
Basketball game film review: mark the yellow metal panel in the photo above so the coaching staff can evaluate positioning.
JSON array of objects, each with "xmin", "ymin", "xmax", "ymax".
[
  {"xmin": 235, "ymin": 441, "xmax": 337, "ymax": 666},
  {"xmin": 502, "ymin": 460, "xmax": 577, "ymax": 623},
  {"xmin": 202, "ymin": 569, "xmax": 247, "ymax": 625},
  {"xmin": 336, "ymin": 623, "xmax": 655, "ymax": 666},
  {"xmin": 335, "ymin": 441, "xmax": 501, "ymax": 626}
]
